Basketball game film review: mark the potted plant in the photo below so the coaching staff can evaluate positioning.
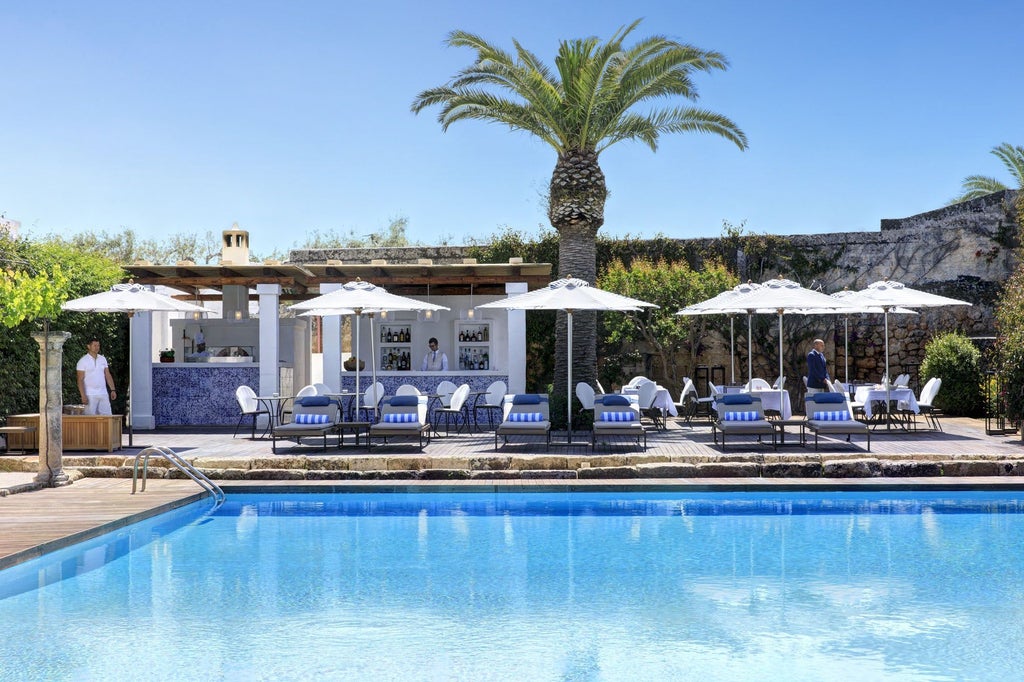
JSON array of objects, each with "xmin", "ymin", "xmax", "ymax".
[{"xmin": 159, "ymin": 349, "xmax": 175, "ymax": 363}]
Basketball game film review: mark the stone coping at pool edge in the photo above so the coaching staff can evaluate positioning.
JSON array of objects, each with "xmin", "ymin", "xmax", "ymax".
[{"xmin": 3, "ymin": 452, "xmax": 1024, "ymax": 481}]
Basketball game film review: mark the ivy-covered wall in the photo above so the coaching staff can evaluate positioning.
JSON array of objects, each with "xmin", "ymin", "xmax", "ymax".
[{"xmin": 291, "ymin": 190, "xmax": 1018, "ymax": 393}]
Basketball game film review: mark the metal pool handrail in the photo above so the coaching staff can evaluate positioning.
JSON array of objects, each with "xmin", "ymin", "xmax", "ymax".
[{"xmin": 132, "ymin": 445, "xmax": 225, "ymax": 509}]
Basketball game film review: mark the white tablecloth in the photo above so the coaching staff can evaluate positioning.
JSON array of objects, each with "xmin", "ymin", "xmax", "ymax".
[
  {"xmin": 749, "ymin": 390, "xmax": 792, "ymax": 420},
  {"xmin": 620, "ymin": 386, "xmax": 677, "ymax": 417},
  {"xmin": 854, "ymin": 387, "xmax": 919, "ymax": 419}
]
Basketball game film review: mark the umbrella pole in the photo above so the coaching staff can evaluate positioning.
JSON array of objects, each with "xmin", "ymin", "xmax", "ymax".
[
  {"xmin": 128, "ymin": 313, "xmax": 134, "ymax": 447},
  {"xmin": 567, "ymin": 310, "xmax": 573, "ymax": 442},
  {"xmin": 778, "ymin": 310, "xmax": 784, "ymax": 392},
  {"xmin": 747, "ymin": 312, "xmax": 753, "ymax": 386},
  {"xmin": 369, "ymin": 313, "xmax": 378, "ymax": 423},
  {"xmin": 354, "ymin": 311, "xmax": 361, "ymax": 417},
  {"xmin": 730, "ymin": 316, "xmax": 735, "ymax": 385},
  {"xmin": 844, "ymin": 317, "xmax": 849, "ymax": 383}
]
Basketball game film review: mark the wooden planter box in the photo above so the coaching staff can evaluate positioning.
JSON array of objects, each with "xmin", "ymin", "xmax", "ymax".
[{"xmin": 5, "ymin": 413, "xmax": 123, "ymax": 452}]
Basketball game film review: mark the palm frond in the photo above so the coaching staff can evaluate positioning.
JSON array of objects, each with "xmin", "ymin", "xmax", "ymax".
[
  {"xmin": 951, "ymin": 175, "xmax": 1009, "ymax": 203},
  {"xmin": 991, "ymin": 143, "xmax": 1024, "ymax": 188}
]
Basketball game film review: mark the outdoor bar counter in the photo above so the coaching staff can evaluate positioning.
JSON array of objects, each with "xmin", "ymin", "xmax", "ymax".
[{"xmin": 152, "ymin": 360, "xmax": 294, "ymax": 427}]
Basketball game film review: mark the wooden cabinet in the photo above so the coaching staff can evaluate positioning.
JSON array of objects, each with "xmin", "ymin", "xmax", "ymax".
[{"xmin": 6, "ymin": 414, "xmax": 123, "ymax": 452}]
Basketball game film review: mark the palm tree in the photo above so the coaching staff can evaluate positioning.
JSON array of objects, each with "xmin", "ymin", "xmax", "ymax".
[
  {"xmin": 951, "ymin": 143, "xmax": 1024, "ymax": 203},
  {"xmin": 412, "ymin": 19, "xmax": 747, "ymax": 400}
]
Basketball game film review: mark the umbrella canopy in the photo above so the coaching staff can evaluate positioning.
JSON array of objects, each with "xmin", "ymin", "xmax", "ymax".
[
  {"xmin": 288, "ymin": 280, "xmax": 448, "ymax": 408},
  {"xmin": 676, "ymin": 281, "xmax": 762, "ymax": 384},
  {"xmin": 63, "ymin": 282, "xmax": 211, "ymax": 446},
  {"xmin": 63, "ymin": 282, "xmax": 211, "ymax": 315},
  {"xmin": 850, "ymin": 279, "xmax": 971, "ymax": 385},
  {"xmin": 707, "ymin": 278, "xmax": 861, "ymax": 386},
  {"xmin": 477, "ymin": 276, "xmax": 657, "ymax": 439},
  {"xmin": 290, "ymin": 279, "xmax": 449, "ymax": 314},
  {"xmin": 796, "ymin": 289, "xmax": 917, "ymax": 382}
]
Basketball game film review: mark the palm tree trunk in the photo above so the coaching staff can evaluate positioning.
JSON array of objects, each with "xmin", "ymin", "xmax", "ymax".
[{"xmin": 548, "ymin": 150, "xmax": 607, "ymax": 421}]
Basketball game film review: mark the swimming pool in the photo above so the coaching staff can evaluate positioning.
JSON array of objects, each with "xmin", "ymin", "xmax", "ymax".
[{"xmin": 2, "ymin": 491, "xmax": 1024, "ymax": 680}]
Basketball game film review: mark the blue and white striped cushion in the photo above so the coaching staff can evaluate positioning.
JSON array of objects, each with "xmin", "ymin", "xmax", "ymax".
[
  {"xmin": 723, "ymin": 411, "xmax": 759, "ymax": 421},
  {"xmin": 812, "ymin": 410, "xmax": 850, "ymax": 421},
  {"xmin": 294, "ymin": 413, "xmax": 330, "ymax": 424},
  {"xmin": 508, "ymin": 412, "xmax": 544, "ymax": 422},
  {"xmin": 383, "ymin": 412, "xmax": 417, "ymax": 423},
  {"xmin": 599, "ymin": 411, "xmax": 636, "ymax": 422}
]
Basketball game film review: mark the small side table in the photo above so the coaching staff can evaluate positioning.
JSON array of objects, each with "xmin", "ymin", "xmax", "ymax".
[
  {"xmin": 771, "ymin": 419, "xmax": 807, "ymax": 447},
  {"xmin": 336, "ymin": 421, "xmax": 371, "ymax": 448}
]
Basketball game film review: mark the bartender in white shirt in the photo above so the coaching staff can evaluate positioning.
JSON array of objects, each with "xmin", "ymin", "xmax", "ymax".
[{"xmin": 421, "ymin": 337, "xmax": 449, "ymax": 371}]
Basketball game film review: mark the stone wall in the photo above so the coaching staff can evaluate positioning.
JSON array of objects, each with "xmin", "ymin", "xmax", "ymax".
[{"xmin": 291, "ymin": 191, "xmax": 1020, "ymax": 390}]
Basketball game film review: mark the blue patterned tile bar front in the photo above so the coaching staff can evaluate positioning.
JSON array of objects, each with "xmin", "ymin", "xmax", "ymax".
[{"xmin": 153, "ymin": 365, "xmax": 259, "ymax": 426}]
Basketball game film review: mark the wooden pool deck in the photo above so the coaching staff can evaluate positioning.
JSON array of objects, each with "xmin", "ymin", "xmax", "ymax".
[{"xmin": 2, "ymin": 415, "xmax": 1023, "ymax": 570}]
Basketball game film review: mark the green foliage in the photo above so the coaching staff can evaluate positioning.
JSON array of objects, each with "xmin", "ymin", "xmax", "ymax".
[
  {"xmin": 598, "ymin": 258, "xmax": 737, "ymax": 391},
  {"xmin": 920, "ymin": 331, "xmax": 984, "ymax": 417},
  {"xmin": 951, "ymin": 143, "xmax": 1024, "ymax": 203},
  {"xmin": 412, "ymin": 20, "xmax": 747, "ymax": 157},
  {"xmin": 996, "ymin": 246, "xmax": 1024, "ymax": 425},
  {"xmin": 0, "ymin": 236, "xmax": 126, "ymax": 418}
]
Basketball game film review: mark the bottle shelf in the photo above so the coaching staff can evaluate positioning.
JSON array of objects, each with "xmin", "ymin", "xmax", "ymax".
[{"xmin": 455, "ymin": 321, "xmax": 492, "ymax": 371}]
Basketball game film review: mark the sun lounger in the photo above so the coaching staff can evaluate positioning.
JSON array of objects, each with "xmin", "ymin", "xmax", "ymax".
[
  {"xmin": 592, "ymin": 394, "xmax": 646, "ymax": 451},
  {"xmin": 712, "ymin": 394, "xmax": 775, "ymax": 451},
  {"xmin": 368, "ymin": 395, "xmax": 431, "ymax": 451},
  {"xmin": 271, "ymin": 396, "xmax": 342, "ymax": 454},
  {"xmin": 495, "ymin": 393, "xmax": 550, "ymax": 449},
  {"xmin": 804, "ymin": 392, "xmax": 870, "ymax": 451}
]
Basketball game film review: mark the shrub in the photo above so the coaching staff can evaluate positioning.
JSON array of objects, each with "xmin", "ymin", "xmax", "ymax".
[{"xmin": 920, "ymin": 332, "xmax": 983, "ymax": 417}]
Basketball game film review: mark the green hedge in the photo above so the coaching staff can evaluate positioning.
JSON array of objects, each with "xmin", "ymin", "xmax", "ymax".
[{"xmin": 920, "ymin": 332, "xmax": 983, "ymax": 417}]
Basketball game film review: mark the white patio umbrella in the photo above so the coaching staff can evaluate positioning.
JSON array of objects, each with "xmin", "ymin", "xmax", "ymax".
[
  {"xmin": 714, "ymin": 278, "xmax": 862, "ymax": 388},
  {"xmin": 63, "ymin": 282, "xmax": 211, "ymax": 446},
  {"xmin": 477, "ymin": 276, "xmax": 657, "ymax": 442},
  {"xmin": 289, "ymin": 280, "xmax": 448, "ymax": 417},
  {"xmin": 850, "ymin": 279, "xmax": 972, "ymax": 388},
  {"xmin": 676, "ymin": 281, "xmax": 762, "ymax": 385},
  {"xmin": 796, "ymin": 289, "xmax": 917, "ymax": 383}
]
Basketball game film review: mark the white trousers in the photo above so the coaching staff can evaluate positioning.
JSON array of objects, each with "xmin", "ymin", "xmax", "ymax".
[{"xmin": 84, "ymin": 394, "xmax": 112, "ymax": 416}]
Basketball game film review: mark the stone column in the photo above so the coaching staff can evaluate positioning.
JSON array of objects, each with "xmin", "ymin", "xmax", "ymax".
[{"xmin": 33, "ymin": 330, "xmax": 72, "ymax": 487}]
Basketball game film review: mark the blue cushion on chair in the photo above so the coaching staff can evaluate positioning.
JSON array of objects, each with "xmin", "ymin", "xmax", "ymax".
[
  {"xmin": 296, "ymin": 396, "xmax": 331, "ymax": 407},
  {"xmin": 599, "ymin": 410, "xmax": 636, "ymax": 422},
  {"xmin": 810, "ymin": 392, "xmax": 846, "ymax": 404},
  {"xmin": 600, "ymin": 394, "xmax": 632, "ymax": 406},
  {"xmin": 812, "ymin": 410, "xmax": 851, "ymax": 421},
  {"xmin": 723, "ymin": 411, "xmax": 759, "ymax": 421},
  {"xmin": 721, "ymin": 394, "xmax": 754, "ymax": 405},
  {"xmin": 294, "ymin": 413, "xmax": 330, "ymax": 424},
  {"xmin": 508, "ymin": 412, "xmax": 544, "ymax": 422},
  {"xmin": 390, "ymin": 395, "xmax": 419, "ymax": 407},
  {"xmin": 512, "ymin": 394, "xmax": 542, "ymax": 405},
  {"xmin": 383, "ymin": 412, "xmax": 417, "ymax": 423}
]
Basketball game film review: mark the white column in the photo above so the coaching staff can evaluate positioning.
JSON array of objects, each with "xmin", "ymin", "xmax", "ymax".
[
  {"xmin": 130, "ymin": 311, "xmax": 155, "ymax": 429},
  {"xmin": 320, "ymin": 282, "xmax": 343, "ymax": 391},
  {"xmin": 505, "ymin": 282, "xmax": 528, "ymax": 394},
  {"xmin": 257, "ymin": 284, "xmax": 281, "ymax": 417}
]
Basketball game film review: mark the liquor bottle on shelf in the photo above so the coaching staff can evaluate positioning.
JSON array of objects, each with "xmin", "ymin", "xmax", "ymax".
[
  {"xmin": 481, "ymin": 351, "xmax": 489, "ymax": 370},
  {"xmin": 482, "ymin": 325, "xmax": 488, "ymax": 342}
]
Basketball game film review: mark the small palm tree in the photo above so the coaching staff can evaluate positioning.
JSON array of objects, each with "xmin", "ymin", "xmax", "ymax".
[
  {"xmin": 951, "ymin": 143, "xmax": 1024, "ymax": 203},
  {"xmin": 412, "ymin": 19, "xmax": 746, "ymax": 394}
]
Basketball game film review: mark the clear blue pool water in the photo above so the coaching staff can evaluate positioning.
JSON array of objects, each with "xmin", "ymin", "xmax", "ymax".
[{"xmin": 3, "ymin": 491, "xmax": 1024, "ymax": 681}]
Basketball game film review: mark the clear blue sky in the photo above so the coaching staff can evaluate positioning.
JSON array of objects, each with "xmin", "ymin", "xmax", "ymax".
[{"xmin": 2, "ymin": 1, "xmax": 1021, "ymax": 257}]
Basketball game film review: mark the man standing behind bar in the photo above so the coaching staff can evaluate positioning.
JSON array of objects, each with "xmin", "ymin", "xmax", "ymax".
[
  {"xmin": 421, "ymin": 337, "xmax": 448, "ymax": 371},
  {"xmin": 77, "ymin": 337, "xmax": 117, "ymax": 415},
  {"xmin": 806, "ymin": 338, "xmax": 830, "ymax": 395}
]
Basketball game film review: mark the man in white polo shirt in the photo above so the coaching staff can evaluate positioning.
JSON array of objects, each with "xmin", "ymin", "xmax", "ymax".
[{"xmin": 77, "ymin": 337, "xmax": 117, "ymax": 415}]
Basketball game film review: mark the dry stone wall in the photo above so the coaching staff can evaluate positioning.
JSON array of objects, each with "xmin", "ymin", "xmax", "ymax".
[{"xmin": 290, "ymin": 191, "xmax": 1019, "ymax": 391}]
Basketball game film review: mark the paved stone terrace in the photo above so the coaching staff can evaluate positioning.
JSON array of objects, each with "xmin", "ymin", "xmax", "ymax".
[{"xmin": 3, "ymin": 415, "xmax": 1023, "ymax": 486}]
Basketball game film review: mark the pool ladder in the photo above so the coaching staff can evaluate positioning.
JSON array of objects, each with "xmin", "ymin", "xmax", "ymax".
[{"xmin": 132, "ymin": 445, "xmax": 225, "ymax": 509}]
